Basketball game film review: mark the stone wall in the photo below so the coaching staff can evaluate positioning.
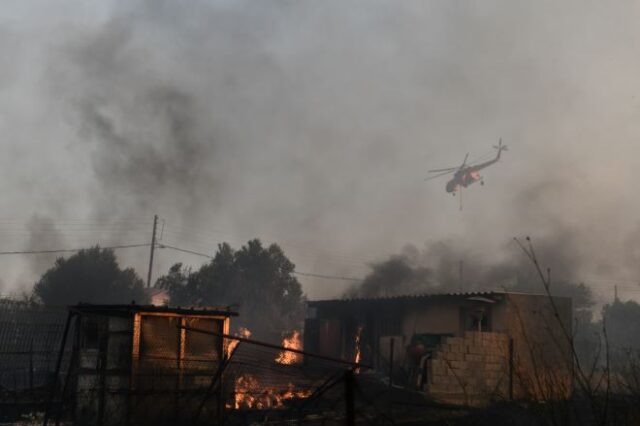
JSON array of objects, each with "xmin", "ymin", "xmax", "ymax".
[{"xmin": 426, "ymin": 331, "xmax": 510, "ymax": 406}]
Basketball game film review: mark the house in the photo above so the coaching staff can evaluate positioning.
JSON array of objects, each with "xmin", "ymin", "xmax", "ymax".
[
  {"xmin": 304, "ymin": 291, "xmax": 573, "ymax": 405},
  {"xmin": 67, "ymin": 304, "xmax": 237, "ymax": 426}
]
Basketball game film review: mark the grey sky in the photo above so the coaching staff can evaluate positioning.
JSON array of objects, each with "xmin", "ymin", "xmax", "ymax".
[{"xmin": 2, "ymin": 0, "xmax": 640, "ymax": 302}]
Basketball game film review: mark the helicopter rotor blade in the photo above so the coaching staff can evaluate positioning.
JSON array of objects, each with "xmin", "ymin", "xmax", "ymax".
[
  {"xmin": 461, "ymin": 153, "xmax": 469, "ymax": 167},
  {"xmin": 424, "ymin": 170, "xmax": 455, "ymax": 181},
  {"xmin": 428, "ymin": 167, "xmax": 458, "ymax": 173}
]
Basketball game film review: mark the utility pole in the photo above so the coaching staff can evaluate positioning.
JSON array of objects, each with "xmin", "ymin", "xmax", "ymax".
[
  {"xmin": 459, "ymin": 260, "xmax": 464, "ymax": 292},
  {"xmin": 614, "ymin": 284, "xmax": 618, "ymax": 303},
  {"xmin": 146, "ymin": 214, "xmax": 158, "ymax": 288}
]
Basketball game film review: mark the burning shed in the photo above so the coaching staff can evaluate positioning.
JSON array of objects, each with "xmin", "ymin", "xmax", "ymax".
[
  {"xmin": 305, "ymin": 291, "xmax": 573, "ymax": 405},
  {"xmin": 58, "ymin": 304, "xmax": 236, "ymax": 426}
]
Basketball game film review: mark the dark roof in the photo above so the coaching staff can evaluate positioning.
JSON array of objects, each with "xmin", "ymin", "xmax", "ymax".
[
  {"xmin": 69, "ymin": 303, "xmax": 238, "ymax": 317},
  {"xmin": 308, "ymin": 290, "xmax": 554, "ymax": 306}
]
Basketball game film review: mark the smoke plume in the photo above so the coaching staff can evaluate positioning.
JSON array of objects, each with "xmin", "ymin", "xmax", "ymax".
[{"xmin": 1, "ymin": 1, "xmax": 640, "ymax": 307}]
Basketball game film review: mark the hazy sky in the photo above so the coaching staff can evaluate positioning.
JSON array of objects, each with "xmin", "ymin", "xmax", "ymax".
[{"xmin": 2, "ymin": 0, "xmax": 640, "ymax": 302}]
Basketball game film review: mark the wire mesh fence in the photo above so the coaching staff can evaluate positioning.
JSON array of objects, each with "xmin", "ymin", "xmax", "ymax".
[{"xmin": 0, "ymin": 299, "xmax": 69, "ymax": 392}]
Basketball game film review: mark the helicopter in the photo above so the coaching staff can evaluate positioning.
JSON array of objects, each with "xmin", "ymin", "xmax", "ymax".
[{"xmin": 425, "ymin": 139, "xmax": 507, "ymax": 195}]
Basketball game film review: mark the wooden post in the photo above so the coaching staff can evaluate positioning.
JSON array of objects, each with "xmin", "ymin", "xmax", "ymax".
[
  {"xmin": 388, "ymin": 338, "xmax": 394, "ymax": 419},
  {"xmin": 344, "ymin": 370, "xmax": 355, "ymax": 426},
  {"xmin": 508, "ymin": 337, "xmax": 514, "ymax": 400},
  {"xmin": 388, "ymin": 338, "xmax": 394, "ymax": 387},
  {"xmin": 146, "ymin": 214, "xmax": 158, "ymax": 288},
  {"xmin": 29, "ymin": 338, "xmax": 34, "ymax": 395}
]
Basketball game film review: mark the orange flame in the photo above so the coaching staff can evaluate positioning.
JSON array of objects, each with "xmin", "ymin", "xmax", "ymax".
[
  {"xmin": 231, "ymin": 374, "xmax": 311, "ymax": 410},
  {"xmin": 227, "ymin": 327, "xmax": 252, "ymax": 356},
  {"xmin": 354, "ymin": 326, "xmax": 363, "ymax": 372},
  {"xmin": 354, "ymin": 326, "xmax": 363, "ymax": 364},
  {"xmin": 275, "ymin": 330, "xmax": 303, "ymax": 365}
]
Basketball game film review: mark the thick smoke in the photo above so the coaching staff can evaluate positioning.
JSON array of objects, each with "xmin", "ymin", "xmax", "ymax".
[
  {"xmin": 347, "ymin": 233, "xmax": 594, "ymax": 310},
  {"xmin": 25, "ymin": 216, "xmax": 65, "ymax": 279},
  {"xmin": 2, "ymin": 1, "xmax": 640, "ymax": 307}
]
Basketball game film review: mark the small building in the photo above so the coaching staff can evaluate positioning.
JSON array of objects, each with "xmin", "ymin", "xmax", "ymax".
[
  {"xmin": 68, "ymin": 304, "xmax": 237, "ymax": 426},
  {"xmin": 304, "ymin": 291, "xmax": 572, "ymax": 405}
]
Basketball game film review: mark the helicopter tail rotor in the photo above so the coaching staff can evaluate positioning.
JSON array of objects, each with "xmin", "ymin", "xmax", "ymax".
[
  {"xmin": 493, "ymin": 138, "xmax": 507, "ymax": 160},
  {"xmin": 493, "ymin": 138, "xmax": 508, "ymax": 152}
]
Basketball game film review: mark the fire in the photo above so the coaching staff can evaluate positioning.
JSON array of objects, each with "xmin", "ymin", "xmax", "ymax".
[
  {"xmin": 232, "ymin": 375, "xmax": 311, "ymax": 410},
  {"xmin": 227, "ymin": 327, "xmax": 251, "ymax": 356},
  {"xmin": 275, "ymin": 330, "xmax": 303, "ymax": 365},
  {"xmin": 232, "ymin": 374, "xmax": 260, "ymax": 409},
  {"xmin": 354, "ymin": 326, "xmax": 362, "ymax": 364},
  {"xmin": 354, "ymin": 326, "xmax": 363, "ymax": 371}
]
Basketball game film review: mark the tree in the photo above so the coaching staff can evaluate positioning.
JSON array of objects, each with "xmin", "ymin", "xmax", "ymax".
[
  {"xmin": 156, "ymin": 239, "xmax": 305, "ymax": 339},
  {"xmin": 603, "ymin": 299, "xmax": 640, "ymax": 350},
  {"xmin": 33, "ymin": 246, "xmax": 148, "ymax": 305}
]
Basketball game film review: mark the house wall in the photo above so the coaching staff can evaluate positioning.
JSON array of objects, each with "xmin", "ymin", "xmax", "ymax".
[
  {"xmin": 489, "ymin": 301, "xmax": 509, "ymax": 333},
  {"xmin": 76, "ymin": 314, "xmax": 133, "ymax": 426},
  {"xmin": 402, "ymin": 302, "xmax": 461, "ymax": 337},
  {"xmin": 505, "ymin": 293, "xmax": 573, "ymax": 400}
]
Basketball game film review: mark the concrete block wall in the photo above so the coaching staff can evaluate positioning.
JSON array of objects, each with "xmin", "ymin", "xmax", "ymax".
[{"xmin": 425, "ymin": 331, "xmax": 510, "ymax": 406}]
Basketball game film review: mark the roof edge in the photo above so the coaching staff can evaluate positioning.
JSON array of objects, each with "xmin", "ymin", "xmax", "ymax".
[
  {"xmin": 69, "ymin": 303, "xmax": 238, "ymax": 317},
  {"xmin": 308, "ymin": 290, "xmax": 570, "ymax": 305}
]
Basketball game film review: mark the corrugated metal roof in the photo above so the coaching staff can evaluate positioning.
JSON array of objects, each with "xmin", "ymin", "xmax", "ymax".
[{"xmin": 307, "ymin": 289, "xmax": 550, "ymax": 306}]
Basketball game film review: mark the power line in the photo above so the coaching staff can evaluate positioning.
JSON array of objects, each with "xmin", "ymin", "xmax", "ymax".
[
  {"xmin": 0, "ymin": 243, "xmax": 150, "ymax": 256},
  {"xmin": 158, "ymin": 243, "xmax": 214, "ymax": 258},
  {"xmin": 163, "ymin": 222, "xmax": 377, "ymax": 266},
  {"xmin": 291, "ymin": 271, "xmax": 361, "ymax": 282},
  {"xmin": 157, "ymin": 243, "xmax": 363, "ymax": 282}
]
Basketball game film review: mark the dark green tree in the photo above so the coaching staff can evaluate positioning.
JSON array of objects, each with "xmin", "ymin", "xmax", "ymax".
[
  {"xmin": 33, "ymin": 246, "xmax": 148, "ymax": 305},
  {"xmin": 156, "ymin": 239, "xmax": 305, "ymax": 338}
]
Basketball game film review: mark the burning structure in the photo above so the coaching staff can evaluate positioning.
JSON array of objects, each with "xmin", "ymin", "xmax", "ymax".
[
  {"xmin": 46, "ymin": 304, "xmax": 355, "ymax": 425},
  {"xmin": 60, "ymin": 304, "xmax": 236, "ymax": 426},
  {"xmin": 305, "ymin": 291, "xmax": 573, "ymax": 405}
]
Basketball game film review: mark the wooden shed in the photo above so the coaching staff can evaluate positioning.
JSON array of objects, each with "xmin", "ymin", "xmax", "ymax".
[{"xmin": 67, "ymin": 304, "xmax": 236, "ymax": 426}]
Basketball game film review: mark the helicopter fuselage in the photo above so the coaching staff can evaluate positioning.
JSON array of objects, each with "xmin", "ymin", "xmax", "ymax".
[{"xmin": 446, "ymin": 169, "xmax": 482, "ymax": 193}]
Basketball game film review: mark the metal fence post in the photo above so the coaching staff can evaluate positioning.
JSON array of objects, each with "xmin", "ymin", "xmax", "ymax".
[{"xmin": 43, "ymin": 311, "xmax": 74, "ymax": 426}]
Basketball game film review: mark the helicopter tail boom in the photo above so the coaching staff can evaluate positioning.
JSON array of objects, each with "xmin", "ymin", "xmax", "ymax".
[{"xmin": 492, "ymin": 138, "xmax": 508, "ymax": 160}]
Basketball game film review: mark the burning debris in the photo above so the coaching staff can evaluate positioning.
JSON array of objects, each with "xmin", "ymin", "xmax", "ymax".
[
  {"xmin": 354, "ymin": 326, "xmax": 363, "ymax": 367},
  {"xmin": 275, "ymin": 330, "xmax": 303, "ymax": 365},
  {"xmin": 226, "ymin": 329, "xmax": 315, "ymax": 411},
  {"xmin": 232, "ymin": 375, "xmax": 311, "ymax": 410}
]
